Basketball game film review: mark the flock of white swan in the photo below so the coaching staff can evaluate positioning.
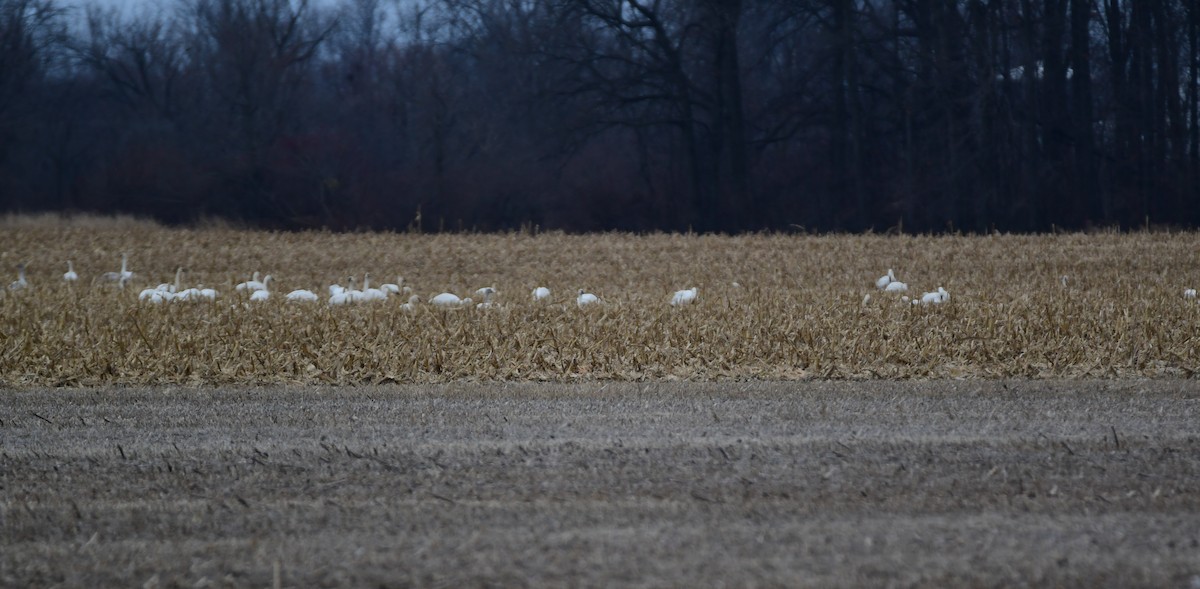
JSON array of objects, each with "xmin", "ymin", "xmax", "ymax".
[
  {"xmin": 3, "ymin": 255, "xmax": 691, "ymax": 310},
  {"xmin": 32, "ymin": 258, "xmax": 1200, "ymax": 309}
]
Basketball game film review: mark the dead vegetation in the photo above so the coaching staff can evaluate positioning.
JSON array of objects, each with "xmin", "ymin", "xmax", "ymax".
[{"xmin": 1, "ymin": 219, "xmax": 1198, "ymax": 385}]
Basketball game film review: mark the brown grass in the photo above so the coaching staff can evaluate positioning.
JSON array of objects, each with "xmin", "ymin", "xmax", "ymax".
[{"xmin": 1, "ymin": 217, "xmax": 1198, "ymax": 385}]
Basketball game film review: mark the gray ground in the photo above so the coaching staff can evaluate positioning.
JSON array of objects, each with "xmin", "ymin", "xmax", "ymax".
[{"xmin": 3, "ymin": 380, "xmax": 1200, "ymax": 588}]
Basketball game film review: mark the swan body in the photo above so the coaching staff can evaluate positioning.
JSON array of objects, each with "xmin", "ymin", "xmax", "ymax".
[
  {"xmin": 920, "ymin": 287, "xmax": 949, "ymax": 305},
  {"xmin": 328, "ymin": 283, "xmax": 346, "ymax": 296},
  {"xmin": 345, "ymin": 276, "xmax": 366, "ymax": 303},
  {"xmin": 287, "ymin": 289, "xmax": 319, "ymax": 302},
  {"xmin": 141, "ymin": 290, "xmax": 171, "ymax": 304},
  {"xmin": 875, "ymin": 269, "xmax": 895, "ymax": 289},
  {"xmin": 9, "ymin": 263, "xmax": 28, "ymax": 290},
  {"xmin": 1186, "ymin": 289, "xmax": 1197, "ymax": 299},
  {"xmin": 577, "ymin": 289, "xmax": 598, "ymax": 308},
  {"xmin": 430, "ymin": 292, "xmax": 471, "ymax": 307},
  {"xmin": 884, "ymin": 281, "xmax": 908, "ymax": 292},
  {"xmin": 670, "ymin": 287, "xmax": 698, "ymax": 306},
  {"xmin": 476, "ymin": 287, "xmax": 498, "ymax": 309},
  {"xmin": 532, "ymin": 286, "xmax": 551, "ymax": 302},
  {"xmin": 400, "ymin": 294, "xmax": 420, "ymax": 311},
  {"xmin": 196, "ymin": 287, "xmax": 218, "ymax": 301},
  {"xmin": 249, "ymin": 276, "xmax": 272, "ymax": 302},
  {"xmin": 63, "ymin": 261, "xmax": 77, "ymax": 282},
  {"xmin": 381, "ymin": 277, "xmax": 407, "ymax": 294},
  {"xmin": 329, "ymin": 290, "xmax": 353, "ymax": 305},
  {"xmin": 235, "ymin": 272, "xmax": 263, "ymax": 292},
  {"xmin": 175, "ymin": 288, "xmax": 200, "ymax": 301},
  {"xmin": 100, "ymin": 254, "xmax": 133, "ymax": 283},
  {"xmin": 361, "ymin": 273, "xmax": 389, "ymax": 301}
]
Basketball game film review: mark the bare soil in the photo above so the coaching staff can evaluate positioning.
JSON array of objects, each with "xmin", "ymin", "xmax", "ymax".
[{"xmin": 3, "ymin": 380, "xmax": 1200, "ymax": 587}]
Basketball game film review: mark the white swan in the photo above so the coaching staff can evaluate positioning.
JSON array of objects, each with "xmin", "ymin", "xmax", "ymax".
[
  {"xmin": 287, "ymin": 289, "xmax": 319, "ymax": 302},
  {"xmin": 9, "ymin": 263, "xmax": 28, "ymax": 290},
  {"xmin": 249, "ymin": 276, "xmax": 272, "ymax": 301},
  {"xmin": 328, "ymin": 277, "xmax": 354, "ymax": 305},
  {"xmin": 235, "ymin": 272, "xmax": 263, "ymax": 292},
  {"xmin": 361, "ymin": 273, "xmax": 388, "ymax": 301},
  {"xmin": 100, "ymin": 254, "xmax": 132, "ymax": 283},
  {"xmin": 884, "ymin": 280, "xmax": 908, "ymax": 292},
  {"xmin": 1185, "ymin": 288, "xmax": 1197, "ymax": 300},
  {"xmin": 920, "ymin": 286, "xmax": 949, "ymax": 305},
  {"xmin": 140, "ymin": 289, "xmax": 170, "ymax": 304},
  {"xmin": 63, "ymin": 261, "xmax": 77, "ymax": 282},
  {"xmin": 381, "ymin": 277, "xmax": 409, "ymax": 295},
  {"xmin": 670, "ymin": 287, "xmax": 698, "ymax": 306},
  {"xmin": 532, "ymin": 286, "xmax": 551, "ymax": 302},
  {"xmin": 475, "ymin": 287, "xmax": 497, "ymax": 309},
  {"xmin": 400, "ymin": 294, "xmax": 420, "ymax": 311},
  {"xmin": 346, "ymin": 276, "xmax": 366, "ymax": 303},
  {"xmin": 577, "ymin": 289, "xmax": 599, "ymax": 308},
  {"xmin": 875, "ymin": 269, "xmax": 895, "ymax": 289},
  {"xmin": 153, "ymin": 267, "xmax": 178, "ymax": 294},
  {"xmin": 430, "ymin": 292, "xmax": 472, "ymax": 307},
  {"xmin": 166, "ymin": 269, "xmax": 212, "ymax": 301},
  {"xmin": 140, "ymin": 270, "xmax": 176, "ymax": 302}
]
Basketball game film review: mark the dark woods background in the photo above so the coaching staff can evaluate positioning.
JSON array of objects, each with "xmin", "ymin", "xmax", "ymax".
[{"xmin": 1, "ymin": 0, "xmax": 1198, "ymax": 232}]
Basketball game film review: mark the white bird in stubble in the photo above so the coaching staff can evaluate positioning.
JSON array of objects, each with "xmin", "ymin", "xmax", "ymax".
[
  {"xmin": 532, "ymin": 286, "xmax": 551, "ymax": 302},
  {"xmin": 345, "ymin": 276, "xmax": 366, "ymax": 303},
  {"xmin": 884, "ymin": 280, "xmax": 908, "ymax": 292},
  {"xmin": 9, "ymin": 263, "xmax": 28, "ymax": 290},
  {"xmin": 63, "ymin": 261, "xmax": 77, "ymax": 282},
  {"xmin": 919, "ymin": 286, "xmax": 950, "ymax": 305},
  {"xmin": 875, "ymin": 269, "xmax": 895, "ymax": 289},
  {"xmin": 100, "ymin": 253, "xmax": 133, "ymax": 283},
  {"xmin": 400, "ymin": 294, "xmax": 420, "ymax": 311},
  {"xmin": 329, "ymin": 276, "xmax": 354, "ymax": 305},
  {"xmin": 174, "ymin": 269, "xmax": 216, "ymax": 302},
  {"xmin": 576, "ymin": 289, "xmax": 599, "ymax": 308},
  {"xmin": 1185, "ymin": 288, "xmax": 1197, "ymax": 300},
  {"xmin": 475, "ymin": 287, "xmax": 498, "ymax": 309},
  {"xmin": 249, "ymin": 276, "xmax": 272, "ymax": 302},
  {"xmin": 235, "ymin": 272, "xmax": 264, "ymax": 292},
  {"xmin": 360, "ymin": 273, "xmax": 389, "ymax": 302},
  {"xmin": 381, "ymin": 277, "xmax": 410, "ymax": 295},
  {"xmin": 287, "ymin": 289, "xmax": 319, "ymax": 302},
  {"xmin": 670, "ymin": 287, "xmax": 698, "ymax": 306},
  {"xmin": 429, "ymin": 292, "xmax": 472, "ymax": 308}
]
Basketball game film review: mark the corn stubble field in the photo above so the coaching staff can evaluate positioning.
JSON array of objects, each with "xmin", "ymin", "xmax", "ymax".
[
  {"xmin": 1, "ymin": 215, "xmax": 1199, "ymax": 386},
  {"xmin": 6, "ymin": 216, "xmax": 1200, "ymax": 587}
]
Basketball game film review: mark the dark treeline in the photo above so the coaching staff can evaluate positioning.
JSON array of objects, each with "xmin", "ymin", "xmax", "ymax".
[{"xmin": 1, "ymin": 0, "xmax": 1198, "ymax": 232}]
